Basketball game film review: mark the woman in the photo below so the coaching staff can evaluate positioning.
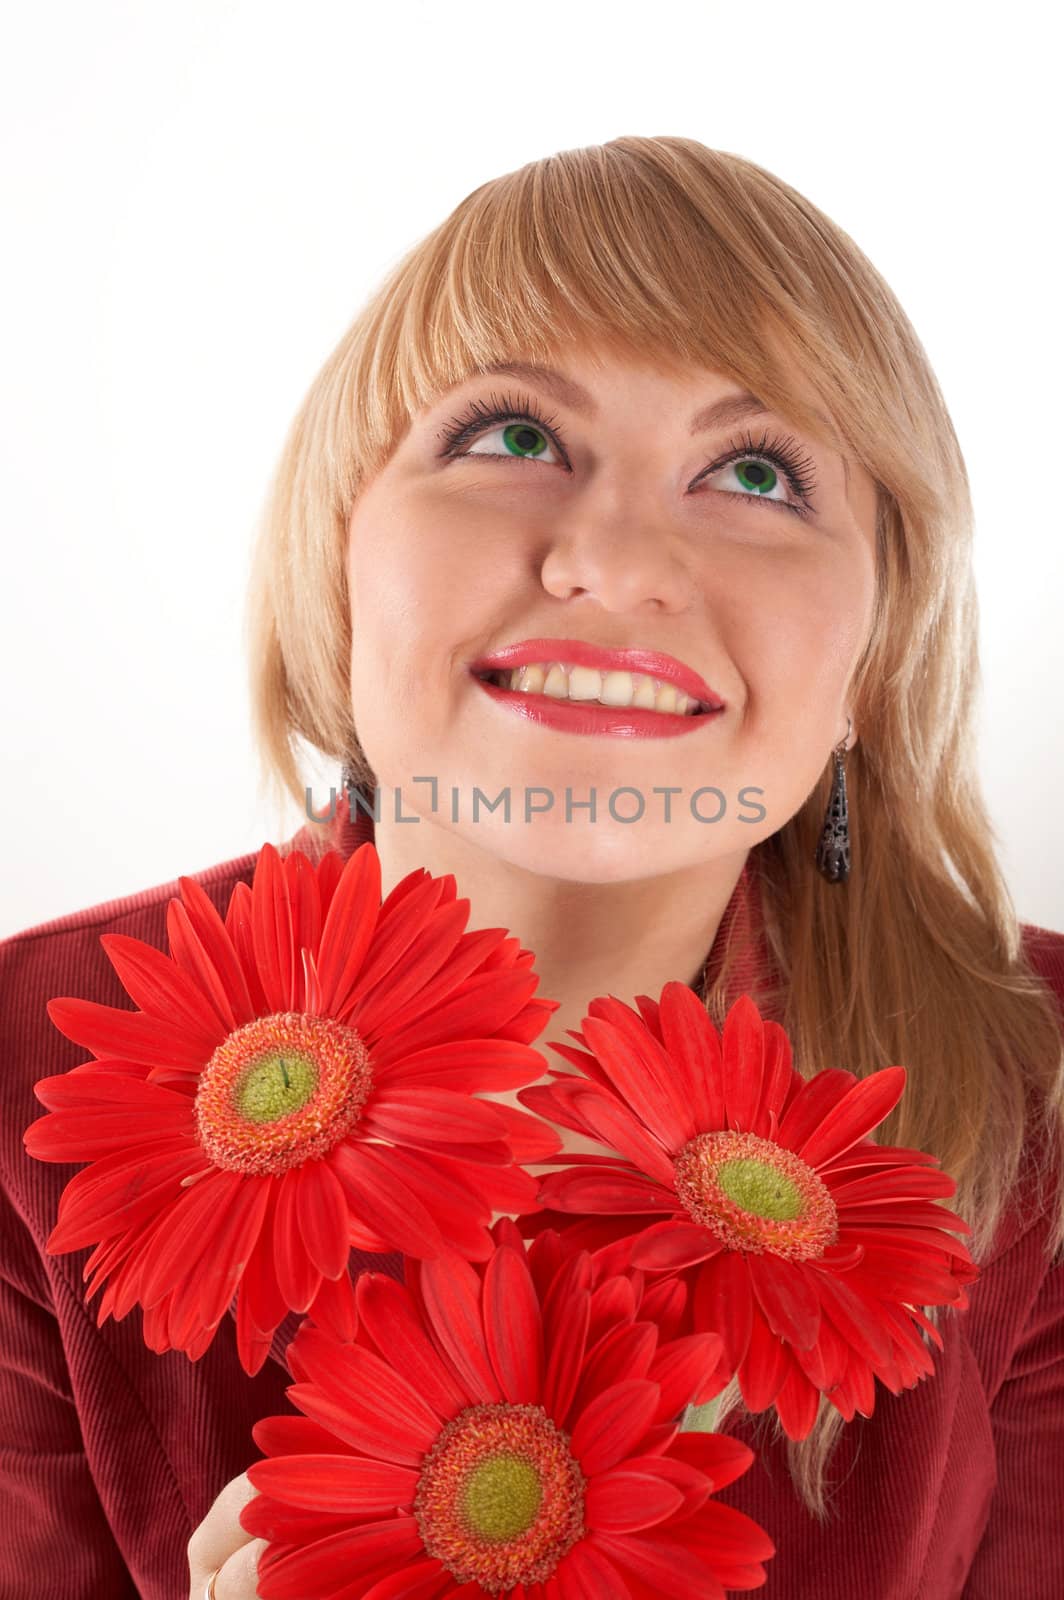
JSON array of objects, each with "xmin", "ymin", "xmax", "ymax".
[{"xmin": 1, "ymin": 137, "xmax": 1061, "ymax": 1600}]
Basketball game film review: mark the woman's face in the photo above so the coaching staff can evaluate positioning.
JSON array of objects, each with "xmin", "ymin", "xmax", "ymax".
[{"xmin": 345, "ymin": 343, "xmax": 878, "ymax": 883}]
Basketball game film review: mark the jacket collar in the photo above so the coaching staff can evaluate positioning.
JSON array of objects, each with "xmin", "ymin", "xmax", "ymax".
[{"xmin": 239, "ymin": 779, "xmax": 775, "ymax": 1376}]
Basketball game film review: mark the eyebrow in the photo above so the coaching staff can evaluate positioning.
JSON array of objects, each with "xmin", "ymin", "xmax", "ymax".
[{"xmin": 463, "ymin": 360, "xmax": 824, "ymax": 440}]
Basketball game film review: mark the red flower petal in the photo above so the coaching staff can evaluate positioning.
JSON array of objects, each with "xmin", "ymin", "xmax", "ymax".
[
  {"xmin": 827, "ymin": 1165, "xmax": 957, "ymax": 1205},
  {"xmin": 693, "ymin": 1250, "xmax": 754, "ymax": 1372},
  {"xmin": 254, "ymin": 1516, "xmax": 424, "ymax": 1598},
  {"xmin": 284, "ymin": 851, "xmax": 323, "ymax": 1003},
  {"xmin": 99, "ymin": 932, "xmax": 225, "ymax": 1043},
  {"xmin": 375, "ymin": 1037, "xmax": 547, "ymax": 1093},
  {"xmin": 543, "ymin": 1278, "xmax": 592, "ymax": 1423},
  {"xmin": 812, "ymin": 1265, "xmax": 893, "ymax": 1369},
  {"xmin": 247, "ymin": 1453, "xmax": 418, "ymax": 1514},
  {"xmin": 758, "ymin": 1022, "xmax": 797, "ymax": 1135},
  {"xmin": 314, "ymin": 842, "xmax": 384, "ymax": 1017},
  {"xmin": 171, "ymin": 874, "xmax": 257, "ymax": 1028},
  {"xmin": 417, "ymin": 1252, "xmax": 504, "ymax": 1403},
  {"xmin": 622, "ymin": 1452, "xmax": 714, "ymax": 1522},
  {"xmin": 485, "ymin": 1099, "xmax": 563, "ymax": 1163},
  {"xmin": 797, "ymin": 1066, "xmax": 907, "ymax": 1170},
  {"xmin": 45, "ymin": 995, "xmax": 210, "ymax": 1073},
  {"xmin": 585, "ymin": 1467, "xmax": 685, "ymax": 1532},
  {"xmin": 360, "ymin": 1559, "xmax": 451, "ymax": 1600},
  {"xmin": 720, "ymin": 995, "xmax": 767, "ymax": 1135},
  {"xmin": 24, "ymin": 1099, "xmax": 193, "ymax": 1164},
  {"xmin": 295, "ymin": 1159, "xmax": 351, "ymax": 1281},
  {"xmin": 341, "ymin": 869, "xmax": 446, "ymax": 1018},
  {"xmin": 250, "ymin": 843, "xmax": 298, "ymax": 1013},
  {"xmin": 357, "ymin": 900, "xmax": 477, "ymax": 1037},
  {"xmin": 772, "ymin": 1356, "xmax": 822, "ymax": 1439},
  {"xmin": 571, "ymin": 1321, "xmax": 658, "ymax": 1418},
  {"xmin": 133, "ymin": 1170, "xmax": 244, "ymax": 1309},
  {"xmin": 674, "ymin": 1496, "xmax": 777, "ymax": 1562},
  {"xmin": 239, "ymin": 1490, "xmax": 357, "ymax": 1547},
  {"xmin": 655, "ymin": 981, "xmax": 727, "ymax": 1134},
  {"xmin": 483, "ymin": 1245, "xmax": 543, "ymax": 1404},
  {"xmin": 361, "ymin": 1086, "xmax": 509, "ymax": 1147},
  {"xmin": 667, "ymin": 1431, "xmax": 756, "ymax": 1493},
  {"xmin": 737, "ymin": 1308, "xmax": 790, "ymax": 1413},
  {"xmin": 648, "ymin": 1332, "xmax": 726, "ymax": 1416},
  {"xmin": 566, "ymin": 1086, "xmax": 678, "ymax": 1186},
  {"xmin": 307, "ymin": 1268, "xmax": 359, "ymax": 1346},
  {"xmin": 379, "ymin": 968, "xmax": 544, "ymax": 1060},
  {"xmin": 237, "ymin": 1181, "xmax": 287, "ymax": 1345},
  {"xmin": 594, "ymin": 1530, "xmax": 728, "ymax": 1599},
  {"xmin": 330, "ymin": 1142, "xmax": 447, "ymax": 1259},
  {"xmin": 433, "ymin": 1149, "xmax": 542, "ymax": 1215},
  {"xmin": 30, "ymin": 1066, "xmax": 188, "ymax": 1114},
  {"xmin": 271, "ymin": 1166, "xmax": 324, "ymax": 1313},
  {"xmin": 354, "ymin": 1274, "xmax": 468, "ymax": 1418},
  {"xmin": 836, "ymin": 1200, "xmax": 972, "ymax": 1233},
  {"xmin": 579, "ymin": 1010, "xmax": 692, "ymax": 1151},
  {"xmin": 364, "ymin": 1146, "xmax": 494, "ymax": 1260},
  {"xmin": 225, "ymin": 880, "xmax": 270, "ymax": 1014},
  {"xmin": 519, "ymin": 1080, "xmax": 609, "ymax": 1146},
  {"xmin": 291, "ymin": 1326, "xmax": 444, "ymax": 1453},
  {"xmin": 628, "ymin": 1220, "xmax": 722, "ymax": 1272},
  {"xmin": 745, "ymin": 1250, "xmax": 823, "ymax": 1349},
  {"xmin": 252, "ymin": 1414, "xmax": 359, "ymax": 1459},
  {"xmin": 538, "ymin": 1167, "xmax": 679, "ymax": 1216},
  {"xmin": 164, "ymin": 903, "xmax": 236, "ymax": 1037},
  {"xmin": 774, "ymin": 1067, "xmax": 860, "ymax": 1153},
  {"xmin": 46, "ymin": 1138, "xmax": 206, "ymax": 1253},
  {"xmin": 570, "ymin": 1378, "xmax": 661, "ymax": 1474}
]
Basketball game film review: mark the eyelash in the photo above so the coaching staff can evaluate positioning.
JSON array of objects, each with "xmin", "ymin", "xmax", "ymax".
[{"xmin": 435, "ymin": 389, "xmax": 819, "ymax": 518}]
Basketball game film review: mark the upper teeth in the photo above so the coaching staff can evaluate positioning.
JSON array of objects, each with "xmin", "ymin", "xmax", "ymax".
[{"xmin": 484, "ymin": 662, "xmax": 708, "ymax": 715}]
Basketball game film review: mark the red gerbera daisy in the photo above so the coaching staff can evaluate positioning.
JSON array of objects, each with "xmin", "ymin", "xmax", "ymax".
[
  {"xmin": 23, "ymin": 841, "xmax": 560, "ymax": 1375},
  {"xmin": 516, "ymin": 987, "xmax": 978, "ymax": 1440},
  {"xmin": 241, "ymin": 1221, "xmax": 774, "ymax": 1598}
]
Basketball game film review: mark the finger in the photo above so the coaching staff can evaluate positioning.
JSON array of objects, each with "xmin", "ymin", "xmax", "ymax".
[
  {"xmin": 209, "ymin": 1537, "xmax": 269, "ymax": 1600},
  {"xmin": 187, "ymin": 1470, "xmax": 261, "ymax": 1586}
]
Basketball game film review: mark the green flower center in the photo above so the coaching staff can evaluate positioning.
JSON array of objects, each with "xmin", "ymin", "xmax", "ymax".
[
  {"xmin": 717, "ymin": 1157, "xmax": 803, "ymax": 1220},
  {"xmin": 234, "ymin": 1051, "xmax": 318, "ymax": 1120},
  {"xmin": 461, "ymin": 1453, "xmax": 542, "ymax": 1542}
]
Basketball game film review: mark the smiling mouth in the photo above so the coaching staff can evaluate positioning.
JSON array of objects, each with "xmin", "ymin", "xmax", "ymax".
[{"xmin": 471, "ymin": 667, "xmax": 717, "ymax": 717}]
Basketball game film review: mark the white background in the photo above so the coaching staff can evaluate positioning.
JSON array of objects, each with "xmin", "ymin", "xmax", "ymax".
[{"xmin": 1, "ymin": 0, "xmax": 1060, "ymax": 939}]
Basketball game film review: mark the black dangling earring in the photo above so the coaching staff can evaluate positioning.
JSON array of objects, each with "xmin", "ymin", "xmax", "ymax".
[{"xmin": 814, "ymin": 717, "xmax": 852, "ymax": 884}]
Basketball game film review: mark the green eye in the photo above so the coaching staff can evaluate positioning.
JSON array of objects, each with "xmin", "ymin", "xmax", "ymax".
[
  {"xmin": 733, "ymin": 459, "xmax": 779, "ymax": 496},
  {"xmin": 499, "ymin": 423, "xmax": 550, "ymax": 459}
]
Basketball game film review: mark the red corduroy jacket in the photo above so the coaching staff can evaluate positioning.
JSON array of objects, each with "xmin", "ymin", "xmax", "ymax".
[{"xmin": 1, "ymin": 801, "xmax": 1062, "ymax": 1599}]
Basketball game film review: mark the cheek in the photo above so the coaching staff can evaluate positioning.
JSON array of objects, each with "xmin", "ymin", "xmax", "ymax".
[
  {"xmin": 716, "ymin": 549, "xmax": 873, "ymax": 720},
  {"xmin": 346, "ymin": 501, "xmax": 488, "ymax": 734}
]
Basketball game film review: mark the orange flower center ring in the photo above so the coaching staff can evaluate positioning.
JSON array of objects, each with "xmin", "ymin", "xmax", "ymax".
[
  {"xmin": 674, "ymin": 1128, "xmax": 838, "ymax": 1260},
  {"xmin": 194, "ymin": 1012, "xmax": 373, "ymax": 1177},
  {"xmin": 414, "ymin": 1402, "xmax": 586, "ymax": 1592}
]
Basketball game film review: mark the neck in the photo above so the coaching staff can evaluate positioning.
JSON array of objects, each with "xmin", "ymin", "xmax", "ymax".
[
  {"xmin": 298, "ymin": 782, "xmax": 759, "ymax": 1157},
  {"xmin": 355, "ymin": 789, "xmax": 749, "ymax": 1051}
]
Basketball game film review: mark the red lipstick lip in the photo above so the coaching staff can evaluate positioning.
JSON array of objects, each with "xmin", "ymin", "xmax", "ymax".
[{"xmin": 467, "ymin": 638, "xmax": 725, "ymax": 711}]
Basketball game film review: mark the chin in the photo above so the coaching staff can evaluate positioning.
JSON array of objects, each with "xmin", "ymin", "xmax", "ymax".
[{"xmin": 460, "ymin": 816, "xmax": 697, "ymax": 883}]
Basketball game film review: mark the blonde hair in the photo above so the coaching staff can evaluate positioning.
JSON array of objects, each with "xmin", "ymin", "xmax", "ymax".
[{"xmin": 245, "ymin": 136, "xmax": 1064, "ymax": 1519}]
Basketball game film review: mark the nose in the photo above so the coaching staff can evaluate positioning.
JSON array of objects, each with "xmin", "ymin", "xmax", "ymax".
[{"xmin": 537, "ymin": 496, "xmax": 696, "ymax": 612}]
